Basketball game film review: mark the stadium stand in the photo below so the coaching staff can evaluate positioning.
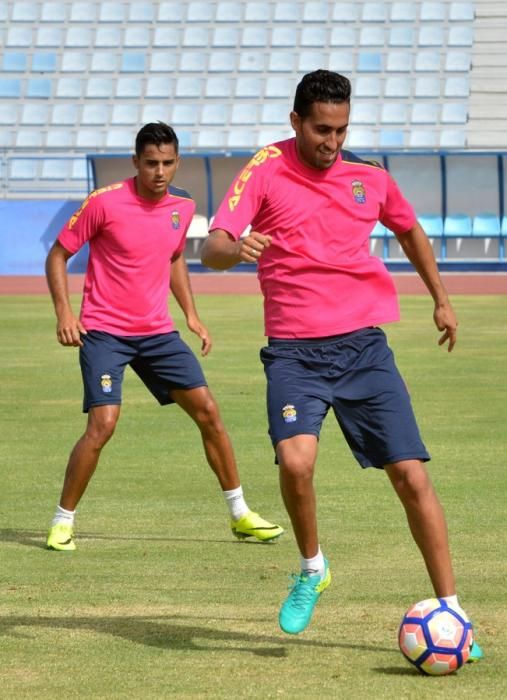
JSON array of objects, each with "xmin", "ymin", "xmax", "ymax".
[{"xmin": 0, "ymin": 0, "xmax": 506, "ymax": 272}]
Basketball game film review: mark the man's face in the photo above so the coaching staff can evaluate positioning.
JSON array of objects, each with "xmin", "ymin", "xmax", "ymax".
[
  {"xmin": 290, "ymin": 101, "xmax": 350, "ymax": 170},
  {"xmin": 132, "ymin": 143, "xmax": 180, "ymax": 200}
]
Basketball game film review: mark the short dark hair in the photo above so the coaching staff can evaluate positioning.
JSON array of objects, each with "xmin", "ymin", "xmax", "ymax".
[
  {"xmin": 135, "ymin": 121, "xmax": 179, "ymax": 157},
  {"xmin": 293, "ymin": 70, "xmax": 351, "ymax": 119}
]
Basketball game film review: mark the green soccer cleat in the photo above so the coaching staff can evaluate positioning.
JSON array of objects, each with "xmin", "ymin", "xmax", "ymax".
[
  {"xmin": 47, "ymin": 523, "xmax": 76, "ymax": 551},
  {"xmin": 279, "ymin": 560, "xmax": 331, "ymax": 635},
  {"xmin": 230, "ymin": 510, "xmax": 284, "ymax": 542},
  {"xmin": 468, "ymin": 639, "xmax": 484, "ymax": 663}
]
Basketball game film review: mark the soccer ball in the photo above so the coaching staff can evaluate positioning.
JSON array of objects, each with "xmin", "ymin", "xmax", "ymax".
[{"xmin": 398, "ymin": 598, "xmax": 474, "ymax": 676}]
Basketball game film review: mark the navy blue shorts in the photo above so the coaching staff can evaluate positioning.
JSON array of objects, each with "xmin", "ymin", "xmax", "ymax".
[
  {"xmin": 79, "ymin": 330, "xmax": 207, "ymax": 413},
  {"xmin": 260, "ymin": 327, "xmax": 430, "ymax": 469}
]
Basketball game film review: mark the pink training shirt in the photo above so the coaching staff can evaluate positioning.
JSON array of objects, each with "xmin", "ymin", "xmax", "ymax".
[
  {"xmin": 58, "ymin": 177, "xmax": 195, "ymax": 335},
  {"xmin": 210, "ymin": 138, "xmax": 417, "ymax": 338}
]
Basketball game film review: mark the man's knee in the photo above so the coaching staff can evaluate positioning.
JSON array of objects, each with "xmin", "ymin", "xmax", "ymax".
[
  {"xmin": 86, "ymin": 408, "xmax": 119, "ymax": 447},
  {"xmin": 386, "ymin": 460, "xmax": 433, "ymax": 499}
]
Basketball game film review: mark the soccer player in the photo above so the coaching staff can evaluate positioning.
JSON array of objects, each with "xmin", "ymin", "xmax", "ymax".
[
  {"xmin": 45, "ymin": 122, "xmax": 283, "ymax": 552},
  {"xmin": 200, "ymin": 71, "xmax": 482, "ymax": 660}
]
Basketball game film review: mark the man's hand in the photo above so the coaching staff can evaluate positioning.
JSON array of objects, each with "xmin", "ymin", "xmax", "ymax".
[
  {"xmin": 187, "ymin": 317, "xmax": 212, "ymax": 356},
  {"xmin": 56, "ymin": 312, "xmax": 87, "ymax": 347},
  {"xmin": 238, "ymin": 230, "xmax": 272, "ymax": 263},
  {"xmin": 434, "ymin": 302, "xmax": 458, "ymax": 352}
]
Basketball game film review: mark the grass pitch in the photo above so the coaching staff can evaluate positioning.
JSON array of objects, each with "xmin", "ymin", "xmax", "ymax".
[{"xmin": 0, "ymin": 292, "xmax": 505, "ymax": 699}]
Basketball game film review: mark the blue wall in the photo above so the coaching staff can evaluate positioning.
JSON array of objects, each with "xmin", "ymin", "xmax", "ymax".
[{"xmin": 0, "ymin": 199, "xmax": 89, "ymax": 274}]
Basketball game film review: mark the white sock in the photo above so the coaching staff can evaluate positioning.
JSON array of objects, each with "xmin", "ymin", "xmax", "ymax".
[
  {"xmin": 442, "ymin": 594, "xmax": 466, "ymax": 617},
  {"xmin": 301, "ymin": 546, "xmax": 326, "ymax": 578},
  {"xmin": 52, "ymin": 505, "xmax": 75, "ymax": 527},
  {"xmin": 223, "ymin": 486, "xmax": 249, "ymax": 521}
]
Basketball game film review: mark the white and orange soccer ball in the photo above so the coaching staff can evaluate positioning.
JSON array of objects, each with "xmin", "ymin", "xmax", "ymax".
[{"xmin": 398, "ymin": 598, "xmax": 474, "ymax": 676}]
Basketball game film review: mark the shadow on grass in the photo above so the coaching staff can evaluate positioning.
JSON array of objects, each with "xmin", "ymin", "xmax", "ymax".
[
  {"xmin": 0, "ymin": 613, "xmax": 397, "ymax": 658},
  {"xmin": 0, "ymin": 528, "xmax": 272, "ymax": 550},
  {"xmin": 372, "ymin": 666, "xmax": 418, "ymax": 676}
]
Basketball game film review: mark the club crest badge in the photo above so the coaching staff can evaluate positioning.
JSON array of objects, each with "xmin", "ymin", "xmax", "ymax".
[
  {"xmin": 171, "ymin": 210, "xmax": 180, "ymax": 229},
  {"xmin": 351, "ymin": 180, "xmax": 366, "ymax": 204},
  {"xmin": 282, "ymin": 404, "xmax": 297, "ymax": 423},
  {"xmin": 100, "ymin": 374, "xmax": 112, "ymax": 394}
]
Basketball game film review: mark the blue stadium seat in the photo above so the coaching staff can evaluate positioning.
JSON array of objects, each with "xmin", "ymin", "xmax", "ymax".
[
  {"xmin": 128, "ymin": 2, "xmax": 154, "ymax": 22},
  {"xmin": 441, "ymin": 103, "xmax": 467, "ymax": 124},
  {"xmin": 142, "ymin": 104, "xmax": 171, "ymax": 123},
  {"xmin": 208, "ymin": 52, "xmax": 232, "ymax": 72},
  {"xmin": 153, "ymin": 28, "xmax": 179, "ymax": 47},
  {"xmin": 298, "ymin": 52, "xmax": 326, "ymax": 72},
  {"xmin": 444, "ymin": 77, "xmax": 470, "ymax": 97},
  {"xmin": 91, "ymin": 52, "xmax": 117, "ymax": 72},
  {"xmin": 216, "ymin": 2, "xmax": 242, "ymax": 22},
  {"xmin": 39, "ymin": 2, "xmax": 65, "ymax": 23},
  {"xmin": 357, "ymin": 52, "xmax": 382, "ymax": 72},
  {"xmin": 411, "ymin": 103, "xmax": 439, "ymax": 124},
  {"xmin": 332, "ymin": 3, "xmax": 358, "ymax": 22},
  {"xmin": 116, "ymin": 78, "xmax": 142, "ymax": 98},
  {"xmin": 258, "ymin": 129, "xmax": 291, "ymax": 145},
  {"xmin": 301, "ymin": 26, "xmax": 327, "ymax": 47},
  {"xmin": 36, "ymin": 27, "xmax": 62, "ymax": 47},
  {"xmin": 303, "ymin": 2, "xmax": 328, "ymax": 21},
  {"xmin": 418, "ymin": 26, "xmax": 444, "ymax": 47},
  {"xmin": 274, "ymin": 2, "xmax": 300, "ymax": 21},
  {"xmin": 26, "ymin": 79, "xmax": 52, "ymax": 98},
  {"xmin": 448, "ymin": 26, "xmax": 474, "ymax": 46},
  {"xmin": 7, "ymin": 27, "xmax": 32, "ymax": 47},
  {"xmin": 0, "ymin": 104, "xmax": 18, "ymax": 124},
  {"xmin": 355, "ymin": 76, "xmax": 381, "ymax": 97},
  {"xmin": 46, "ymin": 129, "xmax": 72, "ymax": 147},
  {"xmin": 151, "ymin": 52, "xmax": 178, "ymax": 73},
  {"xmin": 182, "ymin": 27, "xmax": 208, "ymax": 47},
  {"xmin": 268, "ymin": 53, "xmax": 295, "ymax": 72},
  {"xmin": 31, "ymin": 52, "xmax": 57, "ymax": 72},
  {"xmin": 239, "ymin": 52, "xmax": 265, "ymax": 72},
  {"xmin": 390, "ymin": 2, "xmax": 416, "ymax": 21},
  {"xmin": 231, "ymin": 104, "xmax": 258, "ymax": 124},
  {"xmin": 52, "ymin": 104, "xmax": 78, "ymax": 125},
  {"xmin": 415, "ymin": 76, "xmax": 441, "ymax": 98},
  {"xmin": 71, "ymin": 159, "xmax": 89, "ymax": 180},
  {"xmin": 265, "ymin": 76, "xmax": 292, "ymax": 98},
  {"xmin": 329, "ymin": 51, "xmax": 354, "ymax": 73},
  {"xmin": 106, "ymin": 130, "xmax": 134, "ymax": 148},
  {"xmin": 409, "ymin": 130, "xmax": 437, "ymax": 148},
  {"xmin": 12, "ymin": 2, "xmax": 38, "ymax": 21},
  {"xmin": 2, "ymin": 52, "xmax": 28, "ymax": 71},
  {"xmin": 346, "ymin": 128, "xmax": 377, "ymax": 149},
  {"xmin": 381, "ymin": 103, "xmax": 407, "ymax": 124},
  {"xmin": 41, "ymin": 159, "xmax": 69, "ymax": 180},
  {"xmin": 111, "ymin": 104, "xmax": 139, "ymax": 125},
  {"xmin": 205, "ymin": 77, "xmax": 232, "ymax": 98},
  {"xmin": 65, "ymin": 27, "xmax": 92, "ymax": 47},
  {"xmin": 445, "ymin": 52, "xmax": 471, "ymax": 72},
  {"xmin": 235, "ymin": 77, "xmax": 262, "ymax": 98},
  {"xmin": 61, "ymin": 53, "xmax": 87, "ymax": 71},
  {"xmin": 201, "ymin": 104, "xmax": 228, "ymax": 125},
  {"xmin": 420, "ymin": 2, "xmax": 446, "ymax": 21},
  {"xmin": 21, "ymin": 103, "xmax": 49, "ymax": 124},
  {"xmin": 227, "ymin": 131, "xmax": 257, "ymax": 148},
  {"xmin": 450, "ymin": 2, "xmax": 474, "ymax": 21},
  {"xmin": 415, "ymin": 51, "xmax": 441, "ymax": 72},
  {"xmin": 95, "ymin": 27, "xmax": 121, "ymax": 48},
  {"xmin": 10, "ymin": 160, "xmax": 37, "ymax": 179},
  {"xmin": 388, "ymin": 27, "xmax": 414, "ymax": 47},
  {"xmin": 444, "ymin": 214, "xmax": 473, "ymax": 236},
  {"xmin": 197, "ymin": 130, "xmax": 226, "ymax": 148},
  {"xmin": 16, "ymin": 130, "xmax": 43, "ymax": 147},
  {"xmin": 86, "ymin": 78, "xmax": 114, "ymax": 98},
  {"xmin": 472, "ymin": 214, "xmax": 500, "ymax": 236},
  {"xmin": 385, "ymin": 77, "xmax": 411, "ymax": 97},
  {"xmin": 175, "ymin": 77, "xmax": 202, "ymax": 97},
  {"xmin": 146, "ymin": 77, "xmax": 172, "ymax": 98},
  {"xmin": 70, "ymin": 3, "xmax": 97, "ymax": 22},
  {"xmin": 419, "ymin": 215, "xmax": 444, "ymax": 236},
  {"xmin": 56, "ymin": 78, "xmax": 82, "ymax": 98},
  {"xmin": 351, "ymin": 103, "xmax": 378, "ymax": 124},
  {"xmin": 261, "ymin": 103, "xmax": 288, "ymax": 124},
  {"xmin": 386, "ymin": 51, "xmax": 412, "ymax": 72},
  {"xmin": 359, "ymin": 27, "xmax": 385, "ymax": 46},
  {"xmin": 362, "ymin": 2, "xmax": 387, "ymax": 21},
  {"xmin": 76, "ymin": 129, "xmax": 104, "ymax": 148},
  {"xmin": 121, "ymin": 53, "xmax": 146, "ymax": 73},
  {"xmin": 245, "ymin": 2, "xmax": 270, "ymax": 21},
  {"xmin": 241, "ymin": 27, "xmax": 268, "ymax": 47},
  {"xmin": 187, "ymin": 1, "xmax": 213, "ymax": 22},
  {"xmin": 99, "ymin": 2, "xmax": 125, "ymax": 22},
  {"xmin": 272, "ymin": 27, "xmax": 297, "ymax": 47},
  {"xmin": 212, "ymin": 27, "xmax": 238, "ymax": 47},
  {"xmin": 330, "ymin": 27, "xmax": 356, "ymax": 46},
  {"xmin": 157, "ymin": 3, "xmax": 183, "ymax": 22},
  {"xmin": 124, "ymin": 27, "xmax": 150, "ymax": 47},
  {"xmin": 379, "ymin": 130, "xmax": 405, "ymax": 148}
]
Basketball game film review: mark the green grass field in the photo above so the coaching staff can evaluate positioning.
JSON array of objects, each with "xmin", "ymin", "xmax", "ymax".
[{"xmin": 0, "ymin": 292, "xmax": 505, "ymax": 699}]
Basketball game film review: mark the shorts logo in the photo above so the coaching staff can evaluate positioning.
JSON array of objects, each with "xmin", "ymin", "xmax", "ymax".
[
  {"xmin": 171, "ymin": 211, "xmax": 180, "ymax": 229},
  {"xmin": 351, "ymin": 180, "xmax": 366, "ymax": 204},
  {"xmin": 100, "ymin": 374, "xmax": 112, "ymax": 394},
  {"xmin": 282, "ymin": 404, "xmax": 297, "ymax": 423}
]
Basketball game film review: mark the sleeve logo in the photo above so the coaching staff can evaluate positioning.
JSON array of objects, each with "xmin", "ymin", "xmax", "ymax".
[{"xmin": 228, "ymin": 145, "xmax": 282, "ymax": 211}]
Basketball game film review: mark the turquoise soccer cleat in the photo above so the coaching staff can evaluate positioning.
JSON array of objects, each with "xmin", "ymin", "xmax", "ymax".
[
  {"xmin": 279, "ymin": 560, "xmax": 331, "ymax": 634},
  {"xmin": 468, "ymin": 639, "xmax": 484, "ymax": 663}
]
